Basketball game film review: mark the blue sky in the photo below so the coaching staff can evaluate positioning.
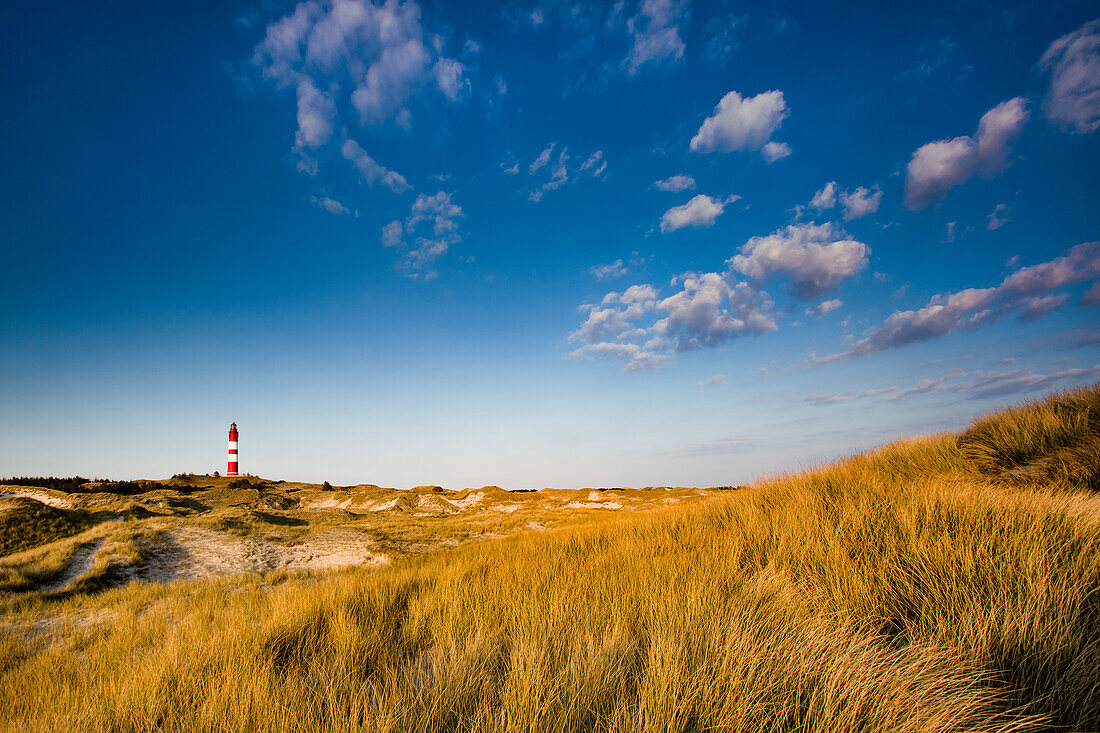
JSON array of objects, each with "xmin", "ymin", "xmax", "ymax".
[{"xmin": 1, "ymin": 0, "xmax": 1098, "ymax": 488}]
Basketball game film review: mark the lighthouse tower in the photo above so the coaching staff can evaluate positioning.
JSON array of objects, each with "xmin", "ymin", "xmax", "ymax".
[{"xmin": 227, "ymin": 423, "xmax": 239, "ymax": 476}]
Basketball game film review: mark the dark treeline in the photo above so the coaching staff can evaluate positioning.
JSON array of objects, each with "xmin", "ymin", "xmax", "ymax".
[
  {"xmin": 1, "ymin": 477, "xmax": 96, "ymax": 492},
  {"xmin": 0, "ymin": 477, "xmax": 181, "ymax": 495}
]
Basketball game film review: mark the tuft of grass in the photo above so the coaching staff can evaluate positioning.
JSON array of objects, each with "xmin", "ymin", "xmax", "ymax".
[{"xmin": 959, "ymin": 383, "xmax": 1100, "ymax": 490}]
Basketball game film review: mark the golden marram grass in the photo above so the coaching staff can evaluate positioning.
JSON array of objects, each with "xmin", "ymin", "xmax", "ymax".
[{"xmin": 1, "ymin": 384, "xmax": 1098, "ymax": 732}]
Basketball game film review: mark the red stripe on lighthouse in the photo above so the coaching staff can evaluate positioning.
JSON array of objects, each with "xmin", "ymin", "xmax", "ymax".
[{"xmin": 227, "ymin": 422, "xmax": 239, "ymax": 476}]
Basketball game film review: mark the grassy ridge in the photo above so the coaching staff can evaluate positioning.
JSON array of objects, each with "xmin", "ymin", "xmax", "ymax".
[{"xmin": 2, "ymin": 386, "xmax": 1099, "ymax": 732}]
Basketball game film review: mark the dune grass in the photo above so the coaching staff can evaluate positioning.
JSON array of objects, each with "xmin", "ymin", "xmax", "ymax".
[{"xmin": 1, "ymin": 386, "xmax": 1099, "ymax": 732}]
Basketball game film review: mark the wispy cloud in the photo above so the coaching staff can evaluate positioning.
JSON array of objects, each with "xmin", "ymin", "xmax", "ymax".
[
  {"xmin": 380, "ymin": 191, "xmax": 464, "ymax": 279},
  {"xmin": 815, "ymin": 242, "xmax": 1100, "ymax": 363}
]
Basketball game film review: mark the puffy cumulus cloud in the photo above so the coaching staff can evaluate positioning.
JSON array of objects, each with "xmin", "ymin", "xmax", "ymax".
[
  {"xmin": 761, "ymin": 141, "xmax": 792, "ymax": 163},
  {"xmin": 728, "ymin": 223, "xmax": 870, "ymax": 299},
  {"xmin": 840, "ymin": 186, "xmax": 882, "ymax": 221},
  {"xmin": 690, "ymin": 90, "xmax": 789, "ymax": 159},
  {"xmin": 567, "ymin": 274, "xmax": 775, "ymax": 371},
  {"xmin": 660, "ymin": 194, "xmax": 729, "ymax": 233},
  {"xmin": 904, "ymin": 97, "xmax": 1029, "ymax": 209},
  {"xmin": 571, "ymin": 288, "xmax": 656, "ymax": 343},
  {"xmin": 342, "ymin": 139, "xmax": 411, "ymax": 193},
  {"xmin": 311, "ymin": 195, "xmax": 354, "ymax": 215},
  {"xmin": 623, "ymin": 0, "xmax": 690, "ymax": 75},
  {"xmin": 653, "ymin": 273, "xmax": 776, "ymax": 351},
  {"xmin": 1039, "ymin": 20, "xmax": 1100, "ymax": 134},
  {"xmin": 819, "ymin": 241, "xmax": 1100, "ymax": 361},
  {"xmin": 253, "ymin": 0, "xmax": 468, "ymax": 181},
  {"xmin": 380, "ymin": 191, "xmax": 464, "ymax": 278},
  {"xmin": 799, "ymin": 182, "xmax": 880, "ymax": 221},
  {"xmin": 806, "ymin": 298, "xmax": 843, "ymax": 316},
  {"xmin": 810, "ymin": 181, "xmax": 838, "ymax": 211},
  {"xmin": 653, "ymin": 174, "xmax": 696, "ymax": 192}
]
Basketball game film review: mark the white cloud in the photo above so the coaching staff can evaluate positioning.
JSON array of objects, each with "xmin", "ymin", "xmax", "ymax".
[
  {"xmin": 567, "ymin": 273, "xmax": 775, "ymax": 370},
  {"xmin": 623, "ymin": 0, "xmax": 690, "ymax": 75},
  {"xmin": 381, "ymin": 220, "xmax": 403, "ymax": 246},
  {"xmin": 590, "ymin": 259, "xmax": 628, "ymax": 279},
  {"xmin": 694, "ymin": 374, "xmax": 727, "ymax": 387},
  {"xmin": 660, "ymin": 194, "xmax": 728, "ymax": 233},
  {"xmin": 341, "ymin": 139, "xmax": 411, "ymax": 193},
  {"xmin": 810, "ymin": 182, "xmax": 838, "ymax": 211},
  {"xmin": 728, "ymin": 223, "xmax": 870, "ymax": 299},
  {"xmin": 568, "ymin": 342, "xmax": 668, "ymax": 371},
  {"xmin": 294, "ymin": 79, "xmax": 336, "ymax": 148},
  {"xmin": 690, "ymin": 90, "xmax": 789, "ymax": 159},
  {"xmin": 840, "ymin": 186, "xmax": 882, "ymax": 220},
  {"xmin": 820, "ymin": 241, "xmax": 1100, "ymax": 361},
  {"xmin": 653, "ymin": 273, "xmax": 776, "ymax": 351},
  {"xmin": 653, "ymin": 174, "xmax": 696, "ymax": 192},
  {"xmin": 580, "ymin": 150, "xmax": 606, "ymax": 177},
  {"xmin": 1018, "ymin": 293, "xmax": 1071, "ymax": 321},
  {"xmin": 761, "ymin": 141, "xmax": 792, "ymax": 163},
  {"xmin": 525, "ymin": 143, "xmax": 605, "ymax": 200},
  {"xmin": 311, "ymin": 195, "xmax": 354, "ymax": 215},
  {"xmin": 253, "ymin": 0, "xmax": 468, "ymax": 180},
  {"xmin": 806, "ymin": 298, "xmax": 843, "ymax": 316},
  {"xmin": 432, "ymin": 57, "xmax": 470, "ymax": 102},
  {"xmin": 903, "ymin": 97, "xmax": 1029, "ymax": 209},
  {"xmin": 1039, "ymin": 20, "xmax": 1100, "ymax": 134},
  {"xmin": 987, "ymin": 203, "xmax": 1010, "ymax": 230},
  {"xmin": 998, "ymin": 241, "xmax": 1100, "ymax": 296},
  {"xmin": 380, "ymin": 191, "xmax": 464, "ymax": 277},
  {"xmin": 529, "ymin": 145, "xmax": 554, "ymax": 174}
]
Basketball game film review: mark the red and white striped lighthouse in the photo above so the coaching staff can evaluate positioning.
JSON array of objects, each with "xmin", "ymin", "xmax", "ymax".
[{"xmin": 227, "ymin": 422, "xmax": 239, "ymax": 476}]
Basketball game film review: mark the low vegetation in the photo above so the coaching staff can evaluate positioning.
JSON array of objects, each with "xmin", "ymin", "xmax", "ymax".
[{"xmin": 1, "ymin": 385, "xmax": 1098, "ymax": 732}]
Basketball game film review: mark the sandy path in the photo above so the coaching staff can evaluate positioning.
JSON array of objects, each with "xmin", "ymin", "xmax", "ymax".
[
  {"xmin": 139, "ymin": 527, "xmax": 388, "ymax": 583},
  {"xmin": 0, "ymin": 489, "xmax": 73, "ymax": 509},
  {"xmin": 41, "ymin": 539, "xmax": 105, "ymax": 592}
]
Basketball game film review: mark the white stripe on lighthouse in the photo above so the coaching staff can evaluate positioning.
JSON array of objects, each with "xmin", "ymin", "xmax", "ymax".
[{"xmin": 228, "ymin": 441, "xmax": 238, "ymax": 450}]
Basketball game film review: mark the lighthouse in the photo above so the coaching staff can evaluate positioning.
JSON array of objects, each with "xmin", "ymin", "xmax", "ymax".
[{"xmin": 227, "ymin": 423, "xmax": 239, "ymax": 476}]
